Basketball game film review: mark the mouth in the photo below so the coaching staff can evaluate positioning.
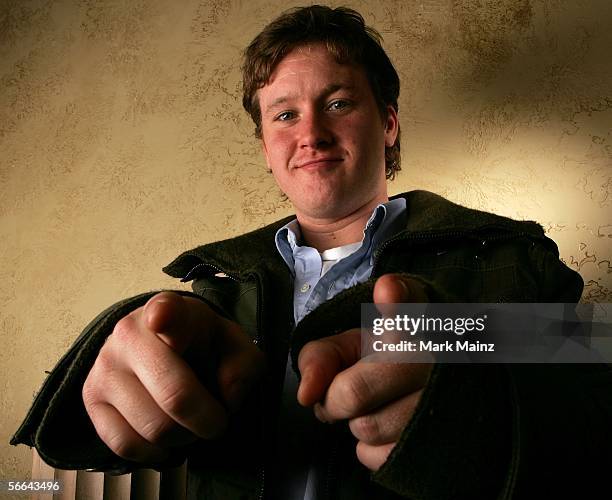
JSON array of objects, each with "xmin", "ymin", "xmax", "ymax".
[{"xmin": 295, "ymin": 157, "xmax": 343, "ymax": 169}]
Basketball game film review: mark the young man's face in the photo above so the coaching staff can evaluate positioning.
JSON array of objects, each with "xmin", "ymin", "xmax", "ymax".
[{"xmin": 258, "ymin": 44, "xmax": 398, "ymax": 222}]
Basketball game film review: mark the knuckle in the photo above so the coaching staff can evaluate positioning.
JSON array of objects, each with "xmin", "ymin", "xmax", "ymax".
[
  {"xmin": 334, "ymin": 372, "xmax": 370, "ymax": 413},
  {"xmin": 105, "ymin": 432, "xmax": 142, "ymax": 461},
  {"xmin": 85, "ymin": 405, "xmax": 133, "ymax": 459},
  {"xmin": 157, "ymin": 381, "xmax": 193, "ymax": 418},
  {"xmin": 139, "ymin": 416, "xmax": 176, "ymax": 445},
  {"xmin": 81, "ymin": 376, "xmax": 99, "ymax": 408},
  {"xmin": 112, "ymin": 315, "xmax": 139, "ymax": 344},
  {"xmin": 217, "ymin": 369, "xmax": 244, "ymax": 397},
  {"xmin": 94, "ymin": 346, "xmax": 116, "ymax": 374},
  {"xmin": 82, "ymin": 359, "xmax": 112, "ymax": 408},
  {"xmin": 351, "ymin": 413, "xmax": 380, "ymax": 443}
]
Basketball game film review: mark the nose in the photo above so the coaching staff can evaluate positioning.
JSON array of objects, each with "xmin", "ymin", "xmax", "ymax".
[{"xmin": 298, "ymin": 110, "xmax": 334, "ymax": 149}]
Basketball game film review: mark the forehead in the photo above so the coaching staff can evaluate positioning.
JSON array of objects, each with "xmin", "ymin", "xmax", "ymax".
[
  {"xmin": 261, "ymin": 44, "xmax": 369, "ymax": 96},
  {"xmin": 271, "ymin": 44, "xmax": 343, "ymax": 74}
]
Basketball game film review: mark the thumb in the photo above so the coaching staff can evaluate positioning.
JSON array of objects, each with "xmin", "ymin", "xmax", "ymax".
[{"xmin": 297, "ymin": 329, "xmax": 361, "ymax": 407}]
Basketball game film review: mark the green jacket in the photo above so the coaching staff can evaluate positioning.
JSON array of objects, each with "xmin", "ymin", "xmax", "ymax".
[{"xmin": 12, "ymin": 191, "xmax": 612, "ymax": 499}]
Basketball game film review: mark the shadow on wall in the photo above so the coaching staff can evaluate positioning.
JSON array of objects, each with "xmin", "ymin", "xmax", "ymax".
[{"xmin": 388, "ymin": 0, "xmax": 611, "ymax": 303}]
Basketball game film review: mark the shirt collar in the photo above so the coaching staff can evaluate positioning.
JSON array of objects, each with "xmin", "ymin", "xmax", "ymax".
[{"xmin": 274, "ymin": 198, "xmax": 407, "ymax": 272}]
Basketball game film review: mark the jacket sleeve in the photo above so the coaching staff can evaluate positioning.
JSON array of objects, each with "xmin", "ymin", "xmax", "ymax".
[
  {"xmin": 10, "ymin": 290, "xmax": 208, "ymax": 474},
  {"xmin": 372, "ymin": 240, "xmax": 612, "ymax": 499}
]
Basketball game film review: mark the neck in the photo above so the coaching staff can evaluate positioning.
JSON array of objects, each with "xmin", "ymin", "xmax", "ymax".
[{"xmin": 296, "ymin": 194, "xmax": 389, "ymax": 252}]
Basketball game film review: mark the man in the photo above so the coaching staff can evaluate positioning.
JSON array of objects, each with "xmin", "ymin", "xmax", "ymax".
[{"xmin": 12, "ymin": 5, "xmax": 611, "ymax": 499}]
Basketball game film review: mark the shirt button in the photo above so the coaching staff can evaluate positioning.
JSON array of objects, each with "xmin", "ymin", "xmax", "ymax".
[{"xmin": 300, "ymin": 283, "xmax": 311, "ymax": 293}]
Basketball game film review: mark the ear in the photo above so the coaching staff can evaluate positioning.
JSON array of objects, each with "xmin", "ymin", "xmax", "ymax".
[{"xmin": 383, "ymin": 105, "xmax": 399, "ymax": 147}]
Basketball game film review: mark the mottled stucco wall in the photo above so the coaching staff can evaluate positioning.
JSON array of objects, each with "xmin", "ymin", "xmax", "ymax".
[{"xmin": 1, "ymin": 0, "xmax": 610, "ymax": 480}]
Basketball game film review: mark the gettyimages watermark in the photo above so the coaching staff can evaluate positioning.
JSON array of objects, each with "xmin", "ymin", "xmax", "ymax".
[{"xmin": 361, "ymin": 303, "xmax": 612, "ymax": 363}]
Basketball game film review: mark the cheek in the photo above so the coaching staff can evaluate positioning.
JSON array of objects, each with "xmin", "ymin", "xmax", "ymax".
[
  {"xmin": 346, "ymin": 114, "xmax": 384, "ymax": 146},
  {"xmin": 264, "ymin": 132, "xmax": 293, "ymax": 164}
]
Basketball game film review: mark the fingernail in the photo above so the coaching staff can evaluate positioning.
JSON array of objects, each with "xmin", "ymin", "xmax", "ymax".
[
  {"xmin": 297, "ymin": 368, "xmax": 313, "ymax": 402},
  {"xmin": 313, "ymin": 403, "xmax": 329, "ymax": 423},
  {"xmin": 145, "ymin": 296, "xmax": 168, "ymax": 322},
  {"xmin": 397, "ymin": 276, "xmax": 410, "ymax": 296}
]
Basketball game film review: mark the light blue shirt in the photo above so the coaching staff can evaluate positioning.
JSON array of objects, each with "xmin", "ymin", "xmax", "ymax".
[
  {"xmin": 275, "ymin": 197, "xmax": 407, "ymax": 324},
  {"xmin": 271, "ymin": 197, "xmax": 407, "ymax": 499}
]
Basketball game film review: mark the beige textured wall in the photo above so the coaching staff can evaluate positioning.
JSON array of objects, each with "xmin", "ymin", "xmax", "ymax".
[{"xmin": 1, "ymin": 0, "xmax": 610, "ymax": 480}]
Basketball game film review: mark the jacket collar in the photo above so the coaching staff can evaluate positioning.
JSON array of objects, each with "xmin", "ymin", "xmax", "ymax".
[{"xmin": 163, "ymin": 190, "xmax": 547, "ymax": 280}]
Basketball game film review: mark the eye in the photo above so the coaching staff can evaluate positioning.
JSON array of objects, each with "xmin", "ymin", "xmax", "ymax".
[
  {"xmin": 327, "ymin": 99, "xmax": 350, "ymax": 111},
  {"xmin": 275, "ymin": 110, "xmax": 296, "ymax": 122}
]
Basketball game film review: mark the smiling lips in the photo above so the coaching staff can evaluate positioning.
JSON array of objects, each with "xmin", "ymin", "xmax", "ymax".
[{"xmin": 295, "ymin": 157, "xmax": 343, "ymax": 169}]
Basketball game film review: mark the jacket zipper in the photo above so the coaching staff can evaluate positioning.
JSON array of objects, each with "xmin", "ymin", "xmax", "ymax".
[
  {"xmin": 182, "ymin": 260, "xmax": 268, "ymax": 499},
  {"xmin": 257, "ymin": 465, "xmax": 266, "ymax": 500},
  {"xmin": 254, "ymin": 272, "xmax": 266, "ymax": 500},
  {"xmin": 181, "ymin": 262, "xmax": 239, "ymax": 283}
]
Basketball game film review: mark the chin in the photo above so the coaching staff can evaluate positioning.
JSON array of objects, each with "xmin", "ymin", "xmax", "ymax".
[{"xmin": 297, "ymin": 197, "xmax": 354, "ymax": 220}]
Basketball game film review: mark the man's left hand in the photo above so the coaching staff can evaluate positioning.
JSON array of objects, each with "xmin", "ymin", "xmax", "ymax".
[{"xmin": 297, "ymin": 274, "xmax": 432, "ymax": 471}]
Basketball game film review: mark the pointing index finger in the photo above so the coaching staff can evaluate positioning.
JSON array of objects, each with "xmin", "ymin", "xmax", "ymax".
[
  {"xmin": 297, "ymin": 329, "xmax": 361, "ymax": 407},
  {"xmin": 123, "ymin": 326, "xmax": 228, "ymax": 439},
  {"xmin": 143, "ymin": 292, "xmax": 221, "ymax": 354},
  {"xmin": 374, "ymin": 274, "xmax": 428, "ymax": 304}
]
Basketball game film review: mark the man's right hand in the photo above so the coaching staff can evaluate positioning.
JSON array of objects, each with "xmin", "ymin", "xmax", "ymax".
[{"xmin": 82, "ymin": 291, "xmax": 265, "ymax": 463}]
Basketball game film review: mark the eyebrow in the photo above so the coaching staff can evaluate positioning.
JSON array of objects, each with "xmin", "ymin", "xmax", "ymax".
[{"xmin": 263, "ymin": 83, "xmax": 355, "ymax": 115}]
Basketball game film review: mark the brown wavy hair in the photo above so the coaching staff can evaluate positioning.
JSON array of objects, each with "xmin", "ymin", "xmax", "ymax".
[{"xmin": 242, "ymin": 5, "xmax": 401, "ymax": 179}]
